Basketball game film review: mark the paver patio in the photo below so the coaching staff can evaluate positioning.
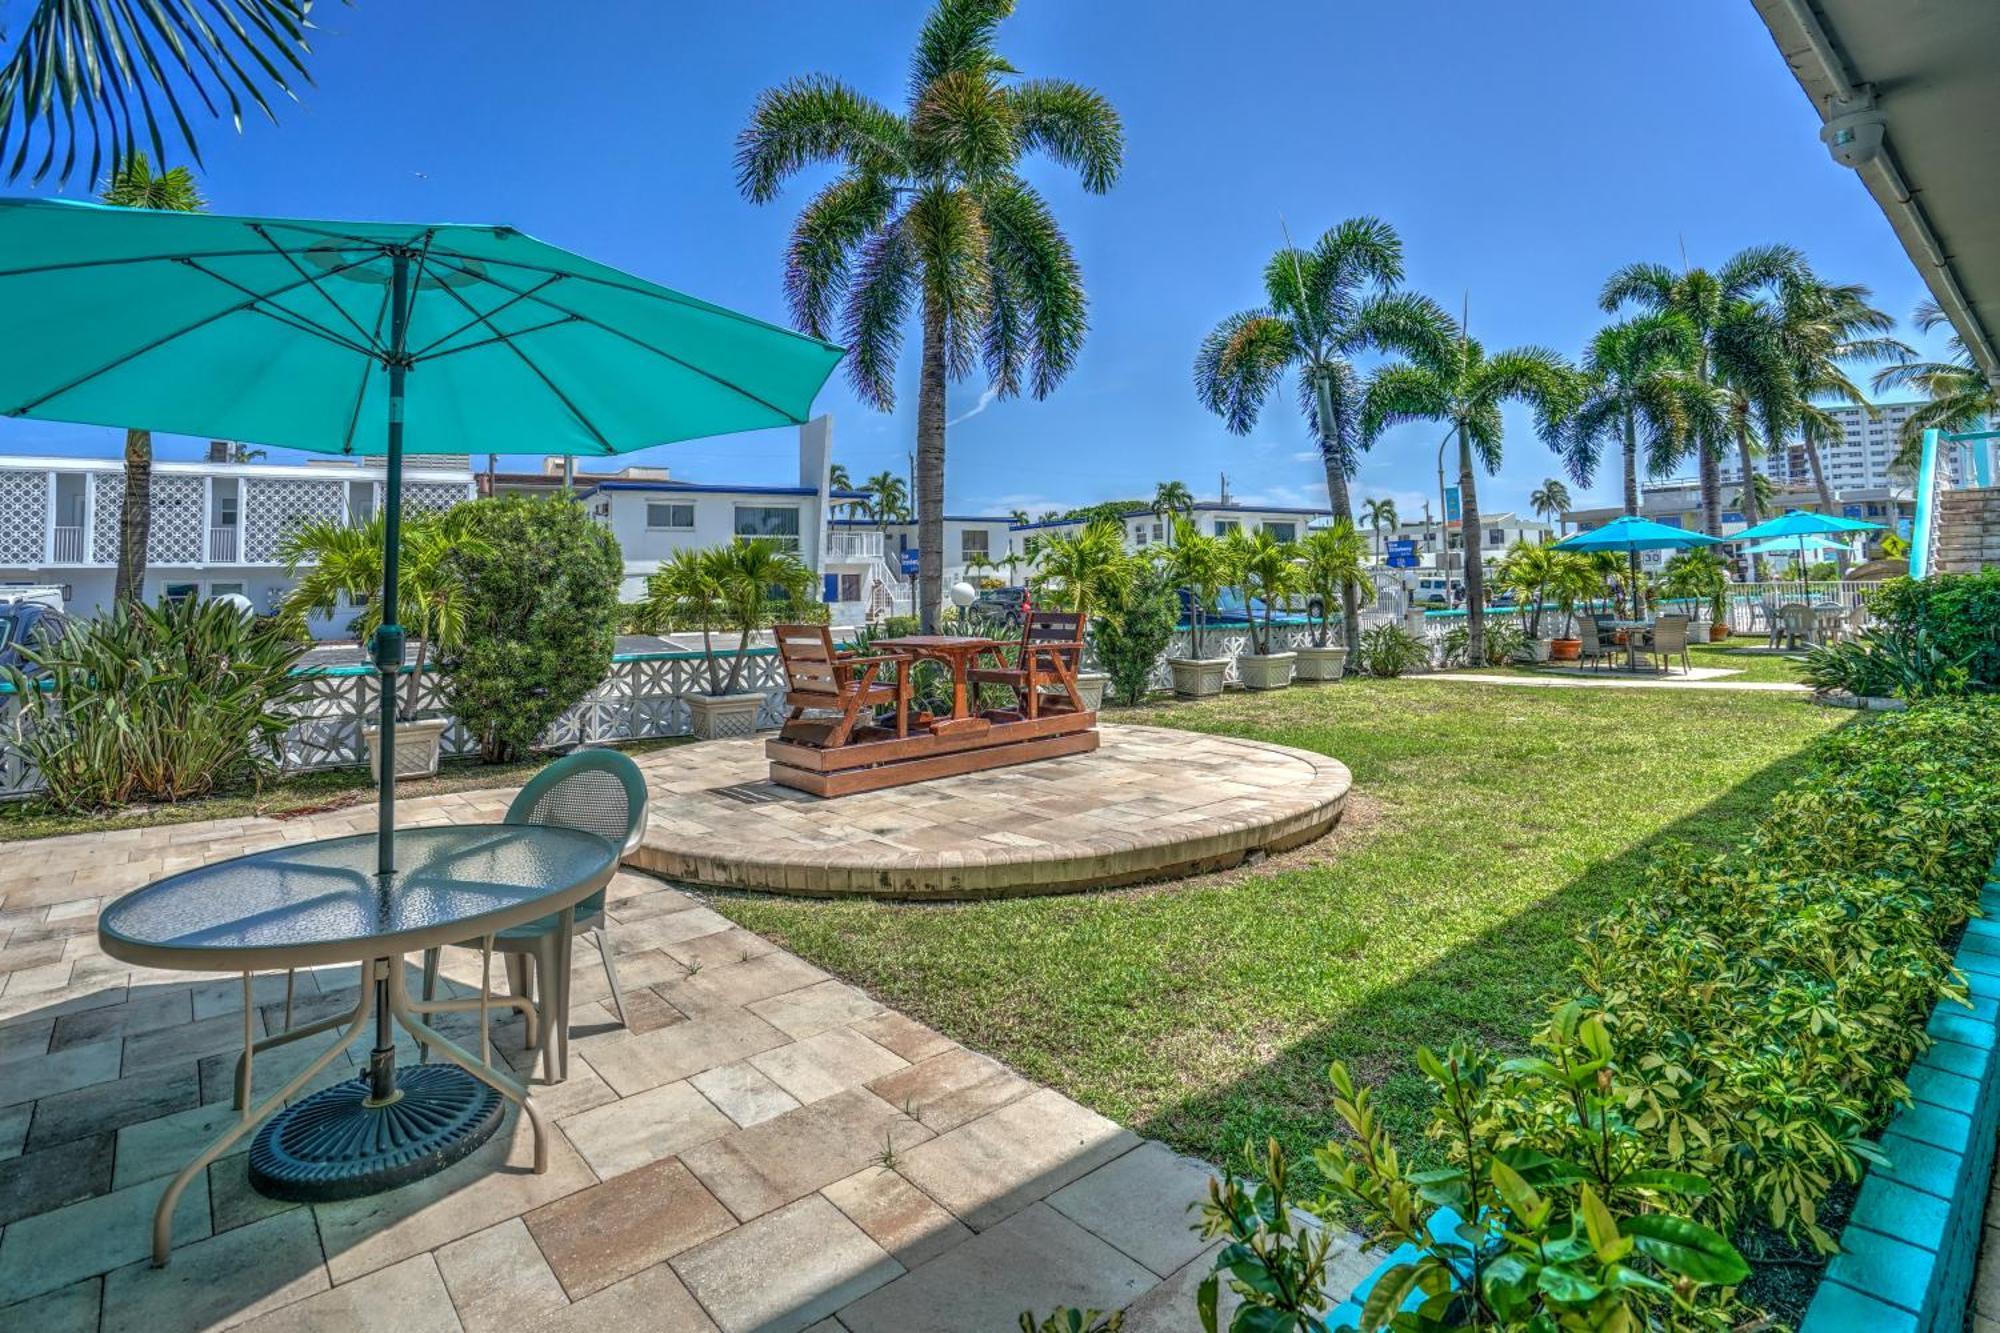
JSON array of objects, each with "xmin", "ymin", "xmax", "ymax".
[{"xmin": 0, "ymin": 748, "xmax": 1375, "ymax": 1330}]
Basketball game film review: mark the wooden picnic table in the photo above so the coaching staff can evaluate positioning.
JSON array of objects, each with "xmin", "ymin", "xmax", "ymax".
[{"xmin": 873, "ymin": 634, "xmax": 1005, "ymax": 734}]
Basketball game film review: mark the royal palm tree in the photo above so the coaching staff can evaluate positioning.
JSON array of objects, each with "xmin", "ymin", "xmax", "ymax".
[
  {"xmin": 738, "ymin": 0, "xmax": 1122, "ymax": 631},
  {"xmin": 1874, "ymin": 300, "xmax": 1999, "ymax": 469},
  {"xmin": 1527, "ymin": 479, "xmax": 1570, "ymax": 538},
  {"xmin": 0, "ymin": 0, "xmax": 315, "ymax": 186},
  {"xmin": 1558, "ymin": 314, "xmax": 1695, "ymax": 615},
  {"xmin": 1600, "ymin": 246, "xmax": 1803, "ymax": 536},
  {"xmin": 1362, "ymin": 321, "xmax": 1573, "ymax": 662},
  {"xmin": 1360, "ymin": 496, "xmax": 1397, "ymax": 561},
  {"xmin": 101, "ymin": 154, "xmax": 205, "ymax": 604},
  {"xmin": 1151, "ymin": 480, "xmax": 1194, "ymax": 548},
  {"xmin": 1771, "ymin": 272, "xmax": 1911, "ymax": 511},
  {"xmin": 1194, "ymin": 217, "xmax": 1448, "ymax": 651}
]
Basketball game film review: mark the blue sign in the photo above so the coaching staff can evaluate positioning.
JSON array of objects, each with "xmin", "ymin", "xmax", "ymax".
[
  {"xmin": 1386, "ymin": 539, "xmax": 1419, "ymax": 569},
  {"xmin": 1842, "ymin": 504, "xmax": 1864, "ymax": 519},
  {"xmin": 1722, "ymin": 511, "xmax": 1744, "ymax": 525},
  {"xmin": 1443, "ymin": 486, "xmax": 1461, "ymax": 523},
  {"xmin": 898, "ymin": 550, "xmax": 920, "ymax": 576}
]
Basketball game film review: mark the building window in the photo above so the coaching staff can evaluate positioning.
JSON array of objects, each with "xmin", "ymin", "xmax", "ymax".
[
  {"xmin": 733, "ymin": 505, "xmax": 801, "ymax": 551},
  {"xmin": 1264, "ymin": 521, "xmax": 1296, "ymax": 543},
  {"xmin": 162, "ymin": 582, "xmax": 198, "ymax": 603},
  {"xmin": 838, "ymin": 573, "xmax": 861, "ymax": 601},
  {"xmin": 1213, "ymin": 519, "xmax": 1240, "ymax": 536},
  {"xmin": 960, "ymin": 529, "xmax": 989, "ymax": 560},
  {"xmin": 208, "ymin": 581, "xmax": 246, "ymax": 599},
  {"xmin": 1488, "ymin": 527, "xmax": 1506, "ymax": 546},
  {"xmin": 646, "ymin": 502, "xmax": 695, "ymax": 530},
  {"xmin": 1152, "ymin": 522, "xmax": 1163, "ymax": 540},
  {"xmin": 1132, "ymin": 526, "xmax": 1148, "ymax": 547}
]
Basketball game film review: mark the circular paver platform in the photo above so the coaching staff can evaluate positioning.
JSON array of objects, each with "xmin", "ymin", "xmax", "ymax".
[{"xmin": 624, "ymin": 723, "xmax": 1351, "ymax": 899}]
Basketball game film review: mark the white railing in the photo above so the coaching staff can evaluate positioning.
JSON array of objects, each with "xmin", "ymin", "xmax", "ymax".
[
  {"xmin": 207, "ymin": 526, "xmax": 239, "ymax": 563},
  {"xmin": 50, "ymin": 527, "xmax": 83, "ymax": 563},
  {"xmin": 826, "ymin": 530, "xmax": 884, "ymax": 560}
]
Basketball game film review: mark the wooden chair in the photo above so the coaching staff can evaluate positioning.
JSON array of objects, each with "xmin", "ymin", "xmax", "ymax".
[
  {"xmin": 968, "ymin": 610, "xmax": 1089, "ymax": 718},
  {"xmin": 773, "ymin": 623, "xmax": 909, "ymax": 747}
]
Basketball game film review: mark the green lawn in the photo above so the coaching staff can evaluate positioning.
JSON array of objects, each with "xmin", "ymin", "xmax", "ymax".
[
  {"xmin": 715, "ymin": 678, "xmax": 1845, "ymax": 1181},
  {"xmin": 1458, "ymin": 638, "xmax": 1813, "ymax": 684}
]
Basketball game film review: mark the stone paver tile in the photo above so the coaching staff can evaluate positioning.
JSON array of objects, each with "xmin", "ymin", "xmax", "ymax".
[
  {"xmin": 822, "ymin": 1165, "xmax": 973, "ymax": 1270},
  {"xmin": 0, "ymin": 1132, "xmax": 114, "ymax": 1226},
  {"xmin": 0, "ymin": 1166, "xmax": 211, "ymax": 1304},
  {"xmin": 580, "ymin": 1008, "xmax": 791, "ymax": 1097},
  {"xmin": 671, "ymin": 1193, "xmax": 902, "ymax": 1333},
  {"xmin": 0, "ymin": 1276, "xmax": 101, "ymax": 1333},
  {"xmin": 99, "ymin": 1207, "xmax": 328, "ymax": 1333},
  {"xmin": 600, "ymin": 985, "xmax": 684, "ymax": 1035},
  {"xmin": 207, "ymin": 1153, "xmax": 302, "ymax": 1235},
  {"xmin": 0, "ymin": 1015, "xmax": 53, "ymax": 1065},
  {"xmin": 314, "ymin": 1110, "xmax": 594, "ymax": 1286},
  {"xmin": 48, "ymin": 988, "xmax": 193, "ymax": 1051},
  {"xmin": 1046, "ymin": 1141, "xmax": 1218, "ymax": 1277},
  {"xmin": 556, "ymin": 1078, "xmax": 735, "ymax": 1178},
  {"xmin": 526, "ymin": 1157, "xmax": 737, "ymax": 1299},
  {"xmin": 112, "ymin": 1098, "xmax": 262, "ymax": 1189},
  {"xmin": 836, "ymin": 1201, "xmax": 1156, "ymax": 1333},
  {"xmin": 434, "ymin": 1217, "xmax": 568, "ymax": 1333},
  {"xmin": 612, "ymin": 907, "xmax": 735, "ymax": 953},
  {"xmin": 535, "ymin": 1260, "xmax": 716, "ymax": 1332},
  {"xmin": 896, "ymin": 1087, "xmax": 1139, "ymax": 1231},
  {"xmin": 849, "ymin": 1011, "xmax": 956, "ymax": 1064},
  {"xmin": 0, "ymin": 979, "xmax": 125, "ymax": 1027},
  {"xmin": 680, "ymin": 1086, "xmax": 933, "ymax": 1223},
  {"xmin": 746, "ymin": 979, "xmax": 882, "ymax": 1039},
  {"xmin": 663, "ymin": 927, "xmax": 777, "ymax": 972},
  {"xmin": 0, "ymin": 936, "xmax": 66, "ymax": 974},
  {"xmin": 690, "ymin": 1060, "xmax": 802, "ymax": 1128},
  {"xmin": 513, "ymin": 1060, "xmax": 619, "ymax": 1123},
  {"xmin": 188, "ymin": 972, "xmax": 304, "ymax": 1023},
  {"xmin": 866, "ymin": 1045, "xmax": 1034, "ymax": 1133},
  {"xmin": 749, "ymin": 1026, "xmax": 909, "ymax": 1105},
  {"xmin": 1118, "ymin": 1243, "xmax": 1232, "ymax": 1333},
  {"xmin": 657, "ymin": 952, "xmax": 828, "ymax": 1016},
  {"xmin": 197, "ymin": 1026, "xmax": 349, "ymax": 1105},
  {"xmin": 0, "ymin": 1101, "xmax": 28, "ymax": 1160},
  {"xmin": 0, "ymin": 1038, "xmax": 121, "ymax": 1110},
  {"xmin": 121, "ymin": 1011, "xmax": 263, "ymax": 1076},
  {"xmin": 24, "ymin": 1065, "xmax": 199, "ymax": 1151},
  {"xmin": 234, "ymin": 1254, "xmax": 463, "ymax": 1333}
]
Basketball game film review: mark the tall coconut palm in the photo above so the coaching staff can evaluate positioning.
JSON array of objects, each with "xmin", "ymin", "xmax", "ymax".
[
  {"xmin": 1557, "ymin": 314, "xmax": 1696, "ymax": 616},
  {"xmin": 1194, "ymin": 217, "xmax": 1449, "ymax": 651},
  {"xmin": 0, "ymin": 0, "xmax": 316, "ymax": 187},
  {"xmin": 1600, "ymin": 246, "xmax": 1803, "ymax": 536},
  {"xmin": 1151, "ymin": 480, "xmax": 1193, "ymax": 548},
  {"xmin": 1874, "ymin": 300, "xmax": 1999, "ymax": 470},
  {"xmin": 1770, "ymin": 273, "xmax": 1911, "ymax": 510},
  {"xmin": 1360, "ymin": 496, "xmax": 1397, "ymax": 561},
  {"xmin": 100, "ymin": 154, "xmax": 205, "ymax": 604},
  {"xmin": 1527, "ymin": 479, "xmax": 1570, "ymax": 538},
  {"xmin": 1362, "ymin": 322, "xmax": 1573, "ymax": 661},
  {"xmin": 738, "ymin": 0, "xmax": 1122, "ymax": 631}
]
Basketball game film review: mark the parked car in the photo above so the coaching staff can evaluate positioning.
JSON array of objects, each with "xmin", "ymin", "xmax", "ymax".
[
  {"xmin": 0, "ymin": 597, "xmax": 71, "ymax": 675},
  {"xmin": 969, "ymin": 585, "xmax": 1028, "ymax": 629}
]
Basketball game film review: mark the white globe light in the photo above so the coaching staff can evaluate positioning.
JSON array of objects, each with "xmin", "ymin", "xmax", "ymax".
[
  {"xmin": 949, "ymin": 581, "xmax": 978, "ymax": 608},
  {"xmin": 216, "ymin": 593, "xmax": 256, "ymax": 616}
]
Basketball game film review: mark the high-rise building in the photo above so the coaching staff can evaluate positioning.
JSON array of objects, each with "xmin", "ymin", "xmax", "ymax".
[{"xmin": 1722, "ymin": 400, "xmax": 1995, "ymax": 489}]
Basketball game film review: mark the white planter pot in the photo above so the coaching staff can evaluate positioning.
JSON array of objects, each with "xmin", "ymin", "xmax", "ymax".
[
  {"xmin": 362, "ymin": 717, "xmax": 448, "ymax": 783},
  {"xmin": 1168, "ymin": 657, "xmax": 1228, "ymax": 699},
  {"xmin": 1238, "ymin": 651, "xmax": 1297, "ymax": 691},
  {"xmin": 1073, "ymin": 671, "xmax": 1109, "ymax": 712},
  {"xmin": 687, "ymin": 692, "xmax": 767, "ymax": 741},
  {"xmin": 1517, "ymin": 638, "xmax": 1554, "ymax": 664},
  {"xmin": 1293, "ymin": 645, "xmax": 1348, "ymax": 681}
]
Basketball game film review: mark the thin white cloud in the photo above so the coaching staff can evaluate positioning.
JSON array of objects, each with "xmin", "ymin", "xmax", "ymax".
[{"xmin": 948, "ymin": 385, "xmax": 1001, "ymax": 427}]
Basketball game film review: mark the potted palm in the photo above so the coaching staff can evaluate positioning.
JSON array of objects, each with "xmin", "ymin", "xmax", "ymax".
[
  {"xmin": 645, "ymin": 538, "xmax": 812, "ymax": 739},
  {"xmin": 1295, "ymin": 522, "xmax": 1372, "ymax": 680},
  {"xmin": 1498, "ymin": 540, "xmax": 1558, "ymax": 662},
  {"xmin": 1543, "ymin": 552, "xmax": 1596, "ymax": 661},
  {"xmin": 1227, "ymin": 528, "xmax": 1301, "ymax": 690},
  {"xmin": 281, "ymin": 510, "xmax": 484, "ymax": 780},
  {"xmin": 1165, "ymin": 521, "xmax": 1231, "ymax": 698},
  {"xmin": 1028, "ymin": 519, "xmax": 1129, "ymax": 711},
  {"xmin": 1663, "ymin": 548, "xmax": 1731, "ymax": 642}
]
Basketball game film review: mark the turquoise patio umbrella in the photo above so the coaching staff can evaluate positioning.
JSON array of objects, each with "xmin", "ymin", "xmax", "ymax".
[
  {"xmin": 1730, "ymin": 508, "xmax": 1884, "ymax": 596},
  {"xmin": 1553, "ymin": 516, "xmax": 1725, "ymax": 617}
]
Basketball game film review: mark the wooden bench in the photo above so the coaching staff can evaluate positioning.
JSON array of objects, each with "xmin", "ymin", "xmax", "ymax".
[
  {"xmin": 966, "ymin": 610, "xmax": 1089, "ymax": 719},
  {"xmin": 772, "ymin": 624, "xmax": 910, "ymax": 749}
]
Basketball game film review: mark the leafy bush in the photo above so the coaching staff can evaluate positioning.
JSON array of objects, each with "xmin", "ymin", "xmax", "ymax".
[
  {"xmin": 443, "ymin": 495, "xmax": 623, "ymax": 763},
  {"xmin": 641, "ymin": 540, "xmax": 814, "ymax": 697},
  {"xmin": 1802, "ymin": 625, "xmax": 1973, "ymax": 699},
  {"xmin": 1357, "ymin": 623, "xmax": 1431, "ymax": 678},
  {"xmin": 4, "ymin": 598, "xmax": 305, "ymax": 811},
  {"xmin": 1441, "ymin": 620, "xmax": 1527, "ymax": 667},
  {"xmin": 1866, "ymin": 570, "xmax": 2000, "ymax": 688},
  {"xmin": 1095, "ymin": 559, "xmax": 1180, "ymax": 705}
]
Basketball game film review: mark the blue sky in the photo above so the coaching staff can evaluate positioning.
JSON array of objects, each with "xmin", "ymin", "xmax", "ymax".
[{"xmin": 1, "ymin": 1, "xmax": 1945, "ymax": 523}]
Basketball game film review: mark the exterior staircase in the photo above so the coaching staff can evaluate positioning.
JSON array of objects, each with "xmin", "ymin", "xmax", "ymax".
[{"xmin": 1933, "ymin": 486, "xmax": 2000, "ymax": 573}]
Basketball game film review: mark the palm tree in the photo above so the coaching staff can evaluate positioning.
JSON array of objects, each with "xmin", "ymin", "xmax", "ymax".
[
  {"xmin": 1008, "ymin": 507, "xmax": 1030, "ymax": 526},
  {"xmin": 1600, "ymin": 246, "xmax": 1803, "ymax": 536},
  {"xmin": 1527, "ymin": 479, "xmax": 1570, "ymax": 538},
  {"xmin": 1360, "ymin": 496, "xmax": 1397, "ymax": 562},
  {"xmin": 1363, "ymin": 321, "xmax": 1573, "ymax": 662},
  {"xmin": 738, "ymin": 0, "xmax": 1123, "ymax": 632},
  {"xmin": 1875, "ymin": 300, "xmax": 1998, "ymax": 469},
  {"xmin": 864, "ymin": 470, "xmax": 910, "ymax": 531},
  {"xmin": 1557, "ymin": 314, "xmax": 1695, "ymax": 616},
  {"xmin": 1151, "ymin": 480, "xmax": 1194, "ymax": 548},
  {"xmin": 100, "ymin": 154, "xmax": 205, "ymax": 604},
  {"xmin": 0, "ymin": 1, "xmax": 316, "ymax": 187},
  {"xmin": 1770, "ymin": 272, "xmax": 1911, "ymax": 511},
  {"xmin": 1730, "ymin": 472, "xmax": 1776, "ymax": 520},
  {"xmin": 828, "ymin": 462, "xmax": 852, "ymax": 493},
  {"xmin": 1297, "ymin": 522, "xmax": 1372, "ymax": 650},
  {"xmin": 1028, "ymin": 519, "xmax": 1130, "ymax": 622},
  {"xmin": 1194, "ymin": 217, "xmax": 1448, "ymax": 652}
]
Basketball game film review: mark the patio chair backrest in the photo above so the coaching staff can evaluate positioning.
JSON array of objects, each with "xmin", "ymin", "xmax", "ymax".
[
  {"xmin": 772, "ymin": 623, "xmax": 847, "ymax": 696},
  {"xmin": 1023, "ymin": 609, "xmax": 1086, "ymax": 652},
  {"xmin": 507, "ymin": 748, "xmax": 649, "ymax": 859},
  {"xmin": 1778, "ymin": 603, "xmax": 1816, "ymax": 636},
  {"xmin": 1576, "ymin": 618, "xmax": 1602, "ymax": 653},
  {"xmin": 1651, "ymin": 615, "xmax": 1689, "ymax": 654}
]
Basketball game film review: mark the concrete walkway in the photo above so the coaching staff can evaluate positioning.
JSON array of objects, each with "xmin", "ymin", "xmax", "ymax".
[{"xmin": 0, "ymin": 752, "xmax": 1375, "ymax": 1331}]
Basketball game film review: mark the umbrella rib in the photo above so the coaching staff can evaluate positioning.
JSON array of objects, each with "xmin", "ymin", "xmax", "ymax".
[
  {"xmin": 431, "ymin": 274, "xmax": 615, "ymax": 454},
  {"xmin": 405, "ymin": 275, "xmax": 565, "ymax": 361},
  {"xmin": 416, "ymin": 314, "xmax": 580, "ymax": 363},
  {"xmin": 6, "ymin": 254, "xmax": 379, "ymax": 417},
  {"xmin": 421, "ymin": 256, "xmax": 804, "ymax": 425},
  {"xmin": 339, "ymin": 283, "xmax": 396, "ymax": 456},
  {"xmin": 248, "ymin": 223, "xmax": 389, "ymax": 354},
  {"xmin": 0, "ymin": 248, "xmax": 298, "ymax": 280},
  {"xmin": 179, "ymin": 260, "xmax": 383, "ymax": 360}
]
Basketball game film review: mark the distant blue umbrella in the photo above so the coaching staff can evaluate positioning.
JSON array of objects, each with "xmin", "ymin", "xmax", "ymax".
[
  {"xmin": 1730, "ymin": 510, "xmax": 1883, "ymax": 596},
  {"xmin": 1552, "ymin": 515, "xmax": 1726, "ymax": 553}
]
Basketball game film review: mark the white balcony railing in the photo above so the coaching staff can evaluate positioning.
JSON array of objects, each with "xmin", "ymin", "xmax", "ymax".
[
  {"xmin": 50, "ymin": 526, "xmax": 84, "ymax": 563},
  {"xmin": 825, "ymin": 530, "xmax": 884, "ymax": 560},
  {"xmin": 208, "ymin": 526, "xmax": 239, "ymax": 563}
]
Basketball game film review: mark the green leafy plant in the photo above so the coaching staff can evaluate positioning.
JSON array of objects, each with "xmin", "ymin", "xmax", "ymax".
[
  {"xmin": 1169, "ymin": 520, "xmax": 1233, "ymax": 660},
  {"xmin": 1198, "ymin": 1137, "xmax": 1341, "ymax": 1332},
  {"xmin": 1296, "ymin": 523, "xmax": 1373, "ymax": 651},
  {"xmin": 1441, "ymin": 619, "xmax": 1526, "ymax": 668},
  {"xmin": 1802, "ymin": 625, "xmax": 1975, "ymax": 700},
  {"xmin": 1660, "ymin": 547, "xmax": 1728, "ymax": 627},
  {"xmin": 1020, "ymin": 1310, "xmax": 1123, "ymax": 1333},
  {"xmin": 4, "ymin": 597, "xmax": 305, "ymax": 810},
  {"xmin": 442, "ymin": 495, "xmax": 624, "ymax": 763},
  {"xmin": 1223, "ymin": 527, "xmax": 1302, "ymax": 656},
  {"xmin": 644, "ymin": 538, "xmax": 815, "ymax": 698},
  {"xmin": 1095, "ymin": 557, "xmax": 1179, "ymax": 706},
  {"xmin": 1357, "ymin": 623, "xmax": 1430, "ymax": 678},
  {"xmin": 1866, "ymin": 569, "xmax": 2000, "ymax": 689},
  {"xmin": 1031, "ymin": 520, "xmax": 1135, "ymax": 622}
]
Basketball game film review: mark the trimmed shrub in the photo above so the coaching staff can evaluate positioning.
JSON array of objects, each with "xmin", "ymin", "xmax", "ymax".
[
  {"xmin": 1095, "ymin": 560, "xmax": 1179, "ymax": 705},
  {"xmin": 1357, "ymin": 622, "xmax": 1430, "ymax": 677},
  {"xmin": 443, "ymin": 495, "xmax": 623, "ymax": 763},
  {"xmin": 1864, "ymin": 570, "xmax": 2000, "ymax": 689}
]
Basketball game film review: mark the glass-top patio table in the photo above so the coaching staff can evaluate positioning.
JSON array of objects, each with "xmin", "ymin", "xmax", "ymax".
[{"xmin": 97, "ymin": 824, "xmax": 619, "ymax": 1266}]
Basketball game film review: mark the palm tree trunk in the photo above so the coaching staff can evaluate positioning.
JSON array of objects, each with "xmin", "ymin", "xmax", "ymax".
[
  {"xmin": 404, "ymin": 636, "xmax": 425, "ymax": 722},
  {"xmin": 1734, "ymin": 418, "xmax": 1762, "ymax": 583},
  {"xmin": 114, "ymin": 428, "xmax": 153, "ymax": 605},
  {"xmin": 915, "ymin": 300, "xmax": 948, "ymax": 633},
  {"xmin": 1321, "ymin": 464, "xmax": 1360, "ymax": 655},
  {"xmin": 1457, "ymin": 426, "xmax": 1486, "ymax": 664},
  {"xmin": 1802, "ymin": 427, "xmax": 1836, "ymax": 511},
  {"xmin": 1621, "ymin": 411, "xmax": 1644, "ymax": 620}
]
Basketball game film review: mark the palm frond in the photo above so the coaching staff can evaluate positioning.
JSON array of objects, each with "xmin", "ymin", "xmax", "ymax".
[
  {"xmin": 1718, "ymin": 242, "xmax": 1804, "ymax": 299},
  {"xmin": 907, "ymin": 182, "xmax": 992, "ymax": 380},
  {"xmin": 840, "ymin": 209, "xmax": 918, "ymax": 409},
  {"xmin": 910, "ymin": 66, "xmax": 1017, "ymax": 182},
  {"xmin": 1599, "ymin": 261, "xmax": 1676, "ymax": 315},
  {"xmin": 1008, "ymin": 77, "xmax": 1121, "ymax": 192},
  {"xmin": 784, "ymin": 173, "xmax": 898, "ymax": 339},
  {"xmin": 1194, "ymin": 310, "xmax": 1295, "ymax": 435},
  {"xmin": 980, "ymin": 176, "xmax": 1085, "ymax": 399},
  {"xmin": 910, "ymin": 0, "xmax": 1015, "ymax": 94},
  {"xmin": 1359, "ymin": 362, "xmax": 1450, "ymax": 444},
  {"xmin": 735, "ymin": 75, "xmax": 909, "ymax": 204}
]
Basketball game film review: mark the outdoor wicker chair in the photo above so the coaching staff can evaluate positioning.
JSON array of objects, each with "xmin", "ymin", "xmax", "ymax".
[
  {"xmin": 1643, "ymin": 615, "xmax": 1692, "ymax": 674},
  {"xmin": 1575, "ymin": 617, "xmax": 1611, "ymax": 671},
  {"xmin": 420, "ymin": 748, "xmax": 649, "ymax": 1083}
]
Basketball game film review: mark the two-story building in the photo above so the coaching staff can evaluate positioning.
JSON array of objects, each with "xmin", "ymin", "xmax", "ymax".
[
  {"xmin": 1011, "ymin": 500, "xmax": 1334, "ymax": 556},
  {"xmin": 1377, "ymin": 510, "xmax": 1555, "ymax": 572}
]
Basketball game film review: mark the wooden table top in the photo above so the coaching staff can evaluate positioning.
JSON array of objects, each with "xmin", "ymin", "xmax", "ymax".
[{"xmin": 874, "ymin": 635, "xmax": 1003, "ymax": 652}]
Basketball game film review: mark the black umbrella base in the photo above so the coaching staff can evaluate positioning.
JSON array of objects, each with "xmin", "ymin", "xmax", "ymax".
[{"xmin": 248, "ymin": 1064, "xmax": 505, "ymax": 1202}]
